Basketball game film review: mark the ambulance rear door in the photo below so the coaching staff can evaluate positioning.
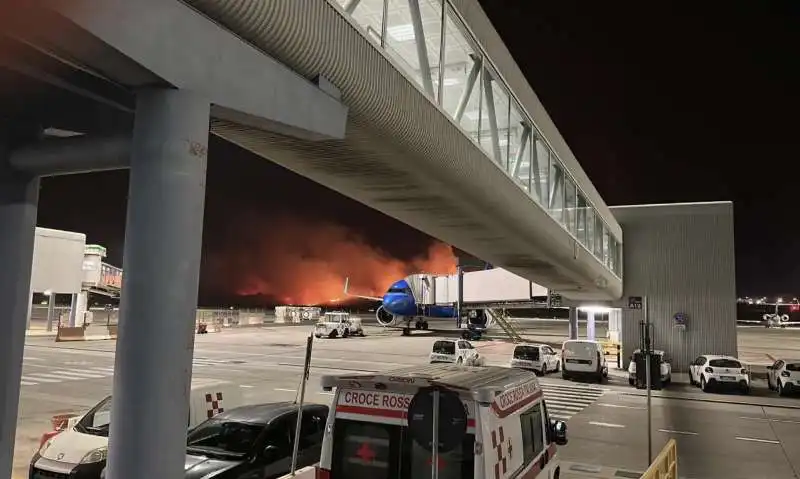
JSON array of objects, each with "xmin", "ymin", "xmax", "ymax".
[{"xmin": 321, "ymin": 386, "xmax": 478, "ymax": 479}]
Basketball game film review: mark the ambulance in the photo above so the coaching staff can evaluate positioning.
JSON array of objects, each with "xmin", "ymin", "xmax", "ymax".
[
  {"xmin": 30, "ymin": 380, "xmax": 243, "ymax": 478},
  {"xmin": 316, "ymin": 364, "xmax": 568, "ymax": 479}
]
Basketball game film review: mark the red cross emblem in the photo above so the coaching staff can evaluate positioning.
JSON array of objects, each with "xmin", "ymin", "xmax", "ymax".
[{"xmin": 355, "ymin": 442, "xmax": 376, "ymax": 463}]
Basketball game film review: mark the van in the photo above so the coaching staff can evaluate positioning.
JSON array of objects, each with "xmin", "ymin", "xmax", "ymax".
[
  {"xmin": 30, "ymin": 380, "xmax": 243, "ymax": 478},
  {"xmin": 316, "ymin": 364, "xmax": 568, "ymax": 479},
  {"xmin": 561, "ymin": 340, "xmax": 608, "ymax": 383}
]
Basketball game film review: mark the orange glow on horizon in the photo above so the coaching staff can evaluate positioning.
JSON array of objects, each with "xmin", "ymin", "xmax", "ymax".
[{"xmin": 205, "ymin": 213, "xmax": 457, "ymax": 306}]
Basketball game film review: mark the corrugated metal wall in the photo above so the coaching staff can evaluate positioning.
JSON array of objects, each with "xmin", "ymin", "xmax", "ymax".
[{"xmin": 611, "ymin": 202, "xmax": 736, "ymax": 372}]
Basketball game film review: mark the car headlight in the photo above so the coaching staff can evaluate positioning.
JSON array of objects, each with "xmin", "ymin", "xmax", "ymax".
[{"xmin": 80, "ymin": 447, "xmax": 108, "ymax": 464}]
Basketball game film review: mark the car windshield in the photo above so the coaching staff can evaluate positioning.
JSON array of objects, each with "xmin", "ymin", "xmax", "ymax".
[
  {"xmin": 786, "ymin": 363, "xmax": 800, "ymax": 372},
  {"xmin": 514, "ymin": 346, "xmax": 540, "ymax": 361},
  {"xmin": 186, "ymin": 419, "xmax": 264, "ymax": 455},
  {"xmin": 76, "ymin": 396, "xmax": 112, "ymax": 437},
  {"xmin": 709, "ymin": 359, "xmax": 741, "ymax": 368},
  {"xmin": 433, "ymin": 341, "xmax": 456, "ymax": 355}
]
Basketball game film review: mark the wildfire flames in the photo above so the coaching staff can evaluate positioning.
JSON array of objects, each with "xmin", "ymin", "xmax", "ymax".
[{"xmin": 205, "ymin": 214, "xmax": 457, "ymax": 305}]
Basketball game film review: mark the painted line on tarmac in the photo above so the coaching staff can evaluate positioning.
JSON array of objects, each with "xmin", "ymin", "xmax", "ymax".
[
  {"xmin": 275, "ymin": 388, "xmax": 296, "ymax": 392},
  {"xmin": 740, "ymin": 416, "xmax": 800, "ymax": 425},
  {"xmin": 658, "ymin": 429, "xmax": 698, "ymax": 436},
  {"xmin": 588, "ymin": 421, "xmax": 625, "ymax": 428},
  {"xmin": 597, "ymin": 403, "xmax": 646, "ymax": 410},
  {"xmin": 735, "ymin": 436, "xmax": 780, "ymax": 444},
  {"xmin": 239, "ymin": 385, "xmax": 254, "ymax": 388},
  {"xmin": 621, "ymin": 391, "xmax": 800, "ymax": 410}
]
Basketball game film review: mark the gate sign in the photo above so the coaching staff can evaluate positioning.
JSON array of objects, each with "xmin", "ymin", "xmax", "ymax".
[
  {"xmin": 673, "ymin": 312, "xmax": 687, "ymax": 328},
  {"xmin": 628, "ymin": 296, "xmax": 643, "ymax": 310}
]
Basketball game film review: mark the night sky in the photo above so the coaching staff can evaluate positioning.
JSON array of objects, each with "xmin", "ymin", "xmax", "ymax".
[{"xmin": 35, "ymin": 1, "xmax": 799, "ymax": 303}]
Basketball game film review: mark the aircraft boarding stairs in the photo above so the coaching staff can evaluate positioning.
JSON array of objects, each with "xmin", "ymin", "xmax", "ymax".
[{"xmin": 485, "ymin": 308, "xmax": 524, "ymax": 343}]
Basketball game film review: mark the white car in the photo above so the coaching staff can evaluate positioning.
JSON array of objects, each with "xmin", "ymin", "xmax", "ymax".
[
  {"xmin": 689, "ymin": 355, "xmax": 750, "ymax": 394},
  {"xmin": 561, "ymin": 340, "xmax": 608, "ymax": 383},
  {"xmin": 627, "ymin": 349, "xmax": 672, "ymax": 386},
  {"xmin": 510, "ymin": 344, "xmax": 560, "ymax": 376},
  {"xmin": 429, "ymin": 339, "xmax": 484, "ymax": 366},
  {"xmin": 766, "ymin": 358, "xmax": 800, "ymax": 396},
  {"xmin": 313, "ymin": 312, "xmax": 364, "ymax": 339}
]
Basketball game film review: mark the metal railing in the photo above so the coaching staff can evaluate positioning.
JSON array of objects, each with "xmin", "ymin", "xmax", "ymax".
[{"xmin": 640, "ymin": 439, "xmax": 677, "ymax": 479}]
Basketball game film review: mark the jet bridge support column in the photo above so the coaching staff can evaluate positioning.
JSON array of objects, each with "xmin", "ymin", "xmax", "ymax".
[
  {"xmin": 0, "ymin": 142, "xmax": 39, "ymax": 479},
  {"xmin": 586, "ymin": 311, "xmax": 596, "ymax": 341},
  {"xmin": 106, "ymin": 89, "xmax": 209, "ymax": 479},
  {"xmin": 568, "ymin": 307, "xmax": 578, "ymax": 340}
]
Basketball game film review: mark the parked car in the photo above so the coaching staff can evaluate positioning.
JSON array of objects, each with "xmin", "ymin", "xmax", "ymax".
[
  {"xmin": 429, "ymin": 339, "xmax": 484, "ymax": 366},
  {"xmin": 314, "ymin": 311, "xmax": 364, "ymax": 338},
  {"xmin": 766, "ymin": 358, "xmax": 800, "ymax": 396},
  {"xmin": 627, "ymin": 349, "xmax": 672, "ymax": 386},
  {"xmin": 561, "ymin": 339, "xmax": 608, "ymax": 383},
  {"xmin": 509, "ymin": 343, "xmax": 560, "ymax": 376},
  {"xmin": 689, "ymin": 355, "xmax": 750, "ymax": 394},
  {"xmin": 99, "ymin": 402, "xmax": 329, "ymax": 479}
]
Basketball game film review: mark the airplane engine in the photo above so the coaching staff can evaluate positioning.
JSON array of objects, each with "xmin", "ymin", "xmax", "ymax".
[{"xmin": 376, "ymin": 306, "xmax": 402, "ymax": 327}]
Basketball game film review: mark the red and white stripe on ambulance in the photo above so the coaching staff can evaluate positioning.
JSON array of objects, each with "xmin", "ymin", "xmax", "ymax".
[
  {"xmin": 483, "ymin": 381, "xmax": 559, "ymax": 479},
  {"xmin": 334, "ymin": 389, "xmax": 476, "ymax": 432}
]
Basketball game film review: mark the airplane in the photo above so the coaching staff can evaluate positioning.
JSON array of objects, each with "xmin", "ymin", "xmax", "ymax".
[
  {"xmin": 736, "ymin": 302, "xmax": 800, "ymax": 328},
  {"xmin": 343, "ymin": 277, "xmax": 493, "ymax": 336}
]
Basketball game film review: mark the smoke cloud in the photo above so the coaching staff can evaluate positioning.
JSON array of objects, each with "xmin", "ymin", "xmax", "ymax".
[{"xmin": 205, "ymin": 213, "xmax": 457, "ymax": 306}]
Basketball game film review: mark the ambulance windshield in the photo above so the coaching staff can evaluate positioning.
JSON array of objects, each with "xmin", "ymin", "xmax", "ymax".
[{"xmin": 330, "ymin": 419, "xmax": 474, "ymax": 479}]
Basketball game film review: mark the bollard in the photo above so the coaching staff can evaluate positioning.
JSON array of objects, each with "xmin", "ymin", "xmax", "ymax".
[{"xmin": 617, "ymin": 344, "xmax": 621, "ymax": 369}]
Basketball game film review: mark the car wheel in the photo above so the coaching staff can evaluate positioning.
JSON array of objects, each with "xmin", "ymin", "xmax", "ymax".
[
  {"xmin": 701, "ymin": 376, "xmax": 709, "ymax": 392},
  {"xmin": 457, "ymin": 357, "xmax": 463, "ymax": 365},
  {"xmin": 555, "ymin": 361, "xmax": 560, "ymax": 372},
  {"xmin": 767, "ymin": 376, "xmax": 774, "ymax": 391},
  {"xmin": 628, "ymin": 377, "xmax": 635, "ymax": 386},
  {"xmin": 328, "ymin": 330, "xmax": 338, "ymax": 339},
  {"xmin": 314, "ymin": 334, "xmax": 321, "ymax": 339},
  {"xmin": 778, "ymin": 381, "xmax": 785, "ymax": 397},
  {"xmin": 541, "ymin": 364, "xmax": 548, "ymax": 376},
  {"xmin": 562, "ymin": 371, "xmax": 569, "ymax": 380}
]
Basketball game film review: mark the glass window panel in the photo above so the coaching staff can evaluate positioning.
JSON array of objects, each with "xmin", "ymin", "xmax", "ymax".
[
  {"xmin": 564, "ymin": 176, "xmax": 577, "ymax": 235},
  {"xmin": 548, "ymin": 153, "xmax": 565, "ymax": 225},
  {"xmin": 479, "ymin": 67, "xmax": 511, "ymax": 168},
  {"xmin": 576, "ymin": 193, "xmax": 588, "ymax": 246},
  {"xmin": 336, "ymin": 0, "xmax": 385, "ymax": 44},
  {"xmin": 585, "ymin": 207, "xmax": 595, "ymax": 254},
  {"xmin": 616, "ymin": 240, "xmax": 623, "ymax": 276},
  {"xmin": 602, "ymin": 228, "xmax": 610, "ymax": 266},
  {"xmin": 608, "ymin": 235, "xmax": 616, "ymax": 271},
  {"xmin": 508, "ymin": 102, "xmax": 531, "ymax": 192},
  {"xmin": 593, "ymin": 214, "xmax": 604, "ymax": 258},
  {"xmin": 533, "ymin": 136, "xmax": 549, "ymax": 204},
  {"xmin": 440, "ymin": 8, "xmax": 481, "ymax": 142},
  {"xmin": 384, "ymin": 0, "xmax": 443, "ymax": 100}
]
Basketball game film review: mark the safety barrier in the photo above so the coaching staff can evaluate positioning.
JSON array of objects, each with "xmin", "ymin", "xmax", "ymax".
[
  {"xmin": 640, "ymin": 439, "xmax": 677, "ymax": 479},
  {"xmin": 598, "ymin": 339, "xmax": 620, "ymax": 356}
]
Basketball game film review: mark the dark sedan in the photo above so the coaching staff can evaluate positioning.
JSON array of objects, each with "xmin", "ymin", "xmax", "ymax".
[{"xmin": 101, "ymin": 402, "xmax": 328, "ymax": 479}]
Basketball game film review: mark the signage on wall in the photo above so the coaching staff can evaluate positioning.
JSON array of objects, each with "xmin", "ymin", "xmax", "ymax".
[
  {"xmin": 628, "ymin": 296, "xmax": 643, "ymax": 310},
  {"xmin": 673, "ymin": 312, "xmax": 687, "ymax": 329},
  {"xmin": 549, "ymin": 293, "xmax": 563, "ymax": 308}
]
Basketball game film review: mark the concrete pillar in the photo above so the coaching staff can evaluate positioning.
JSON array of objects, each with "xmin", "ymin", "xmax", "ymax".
[
  {"xmin": 106, "ymin": 89, "xmax": 209, "ymax": 479},
  {"xmin": 586, "ymin": 311, "xmax": 596, "ymax": 341},
  {"xmin": 568, "ymin": 307, "xmax": 578, "ymax": 340},
  {"xmin": 608, "ymin": 309, "xmax": 621, "ymax": 343},
  {"xmin": 0, "ymin": 149, "xmax": 40, "ymax": 479},
  {"xmin": 69, "ymin": 291, "xmax": 88, "ymax": 327},
  {"xmin": 45, "ymin": 292, "xmax": 56, "ymax": 331}
]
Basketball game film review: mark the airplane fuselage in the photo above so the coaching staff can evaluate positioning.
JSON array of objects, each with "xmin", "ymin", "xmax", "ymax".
[{"xmin": 382, "ymin": 279, "xmax": 456, "ymax": 319}]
